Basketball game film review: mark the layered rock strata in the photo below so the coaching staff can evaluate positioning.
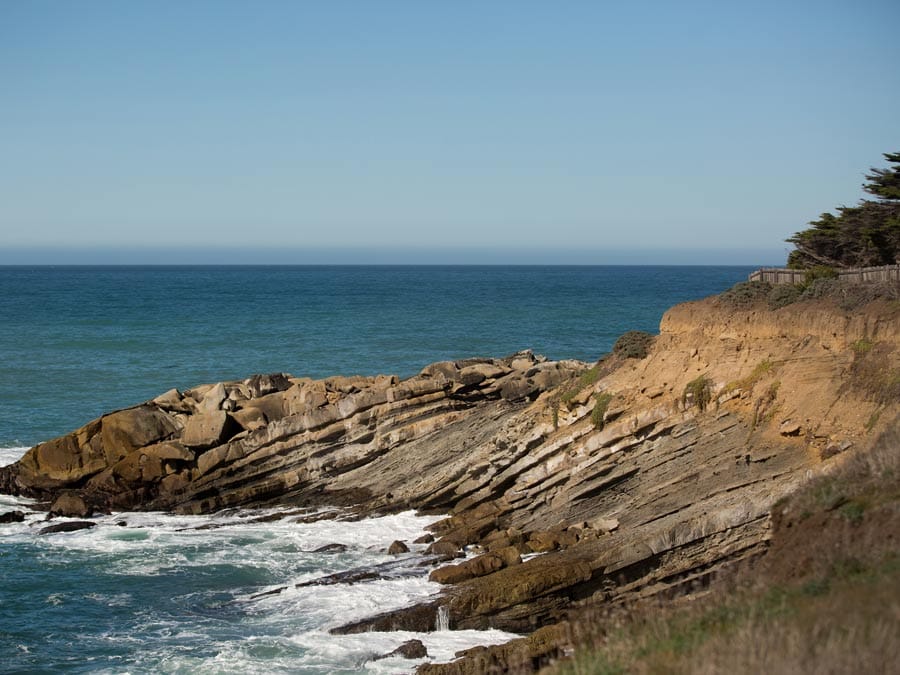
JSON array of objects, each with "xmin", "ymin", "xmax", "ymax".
[
  {"xmin": 2, "ymin": 294, "xmax": 898, "ymax": 672},
  {"xmin": 0, "ymin": 351, "xmax": 584, "ymax": 514}
]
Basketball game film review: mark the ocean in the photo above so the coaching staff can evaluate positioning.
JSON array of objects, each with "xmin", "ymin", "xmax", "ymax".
[{"xmin": 0, "ymin": 265, "xmax": 753, "ymax": 673}]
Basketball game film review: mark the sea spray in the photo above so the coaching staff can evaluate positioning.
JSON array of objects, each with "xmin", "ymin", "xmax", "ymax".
[
  {"xmin": 436, "ymin": 605, "xmax": 451, "ymax": 631},
  {"xmin": 0, "ymin": 506, "xmax": 518, "ymax": 672}
]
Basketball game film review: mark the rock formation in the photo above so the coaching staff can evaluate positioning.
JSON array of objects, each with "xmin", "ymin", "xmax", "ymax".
[{"xmin": 2, "ymin": 292, "xmax": 897, "ymax": 672}]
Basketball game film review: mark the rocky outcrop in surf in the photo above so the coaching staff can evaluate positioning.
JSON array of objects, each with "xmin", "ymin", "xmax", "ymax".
[
  {"xmin": 0, "ymin": 350, "xmax": 585, "ymax": 515},
  {"xmin": 2, "ymin": 291, "xmax": 898, "ymax": 672}
]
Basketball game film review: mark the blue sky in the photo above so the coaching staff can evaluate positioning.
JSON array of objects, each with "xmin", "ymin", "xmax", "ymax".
[{"xmin": 1, "ymin": 1, "xmax": 898, "ymax": 264}]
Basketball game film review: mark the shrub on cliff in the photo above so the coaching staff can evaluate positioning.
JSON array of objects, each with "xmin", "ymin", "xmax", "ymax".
[
  {"xmin": 612, "ymin": 331, "xmax": 655, "ymax": 359},
  {"xmin": 800, "ymin": 278, "xmax": 900, "ymax": 311},
  {"xmin": 682, "ymin": 375, "xmax": 712, "ymax": 412},
  {"xmin": 591, "ymin": 393, "xmax": 613, "ymax": 430},
  {"xmin": 718, "ymin": 281, "xmax": 772, "ymax": 309},
  {"xmin": 767, "ymin": 283, "xmax": 803, "ymax": 310}
]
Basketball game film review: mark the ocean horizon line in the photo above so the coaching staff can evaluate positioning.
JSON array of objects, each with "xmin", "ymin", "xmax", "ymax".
[{"xmin": 0, "ymin": 246, "xmax": 785, "ymax": 267}]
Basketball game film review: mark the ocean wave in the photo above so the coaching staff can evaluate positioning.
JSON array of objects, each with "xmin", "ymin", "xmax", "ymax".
[
  {"xmin": 1, "ymin": 506, "xmax": 517, "ymax": 672},
  {"xmin": 0, "ymin": 446, "xmax": 28, "ymax": 467}
]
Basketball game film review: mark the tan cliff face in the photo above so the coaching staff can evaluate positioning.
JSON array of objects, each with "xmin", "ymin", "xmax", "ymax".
[{"xmin": 1, "ymin": 293, "xmax": 897, "ymax": 665}]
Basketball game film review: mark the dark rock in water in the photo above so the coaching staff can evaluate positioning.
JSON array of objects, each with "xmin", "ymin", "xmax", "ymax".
[
  {"xmin": 312, "ymin": 543, "xmax": 348, "ymax": 553},
  {"xmin": 251, "ymin": 555, "xmax": 445, "ymax": 599},
  {"xmin": 39, "ymin": 520, "xmax": 96, "ymax": 535},
  {"xmin": 414, "ymin": 533, "xmax": 435, "ymax": 544},
  {"xmin": 50, "ymin": 493, "xmax": 92, "ymax": 518},
  {"xmin": 376, "ymin": 639, "xmax": 429, "ymax": 660},
  {"xmin": 387, "ymin": 540, "xmax": 409, "ymax": 554},
  {"xmin": 333, "ymin": 600, "xmax": 443, "ymax": 635},
  {"xmin": 0, "ymin": 510, "xmax": 26, "ymax": 523},
  {"xmin": 115, "ymin": 520, "xmax": 128, "ymax": 527}
]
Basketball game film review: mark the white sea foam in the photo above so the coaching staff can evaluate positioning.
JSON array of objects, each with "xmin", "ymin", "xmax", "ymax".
[
  {"xmin": 1, "ymin": 500, "xmax": 519, "ymax": 672},
  {"xmin": 0, "ymin": 446, "xmax": 28, "ymax": 467}
]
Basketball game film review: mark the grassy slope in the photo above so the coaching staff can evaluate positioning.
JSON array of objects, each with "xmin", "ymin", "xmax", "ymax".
[{"xmin": 550, "ymin": 416, "xmax": 900, "ymax": 675}]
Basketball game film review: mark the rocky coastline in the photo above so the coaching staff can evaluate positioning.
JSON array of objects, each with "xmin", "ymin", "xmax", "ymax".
[{"xmin": 2, "ymin": 291, "xmax": 898, "ymax": 672}]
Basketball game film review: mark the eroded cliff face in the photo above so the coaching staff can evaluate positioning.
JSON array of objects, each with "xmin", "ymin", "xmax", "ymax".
[{"xmin": 2, "ymin": 294, "xmax": 897, "ymax": 671}]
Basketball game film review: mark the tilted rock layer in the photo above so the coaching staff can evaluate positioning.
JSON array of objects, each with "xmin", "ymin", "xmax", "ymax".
[{"xmin": 2, "ymin": 294, "xmax": 898, "ymax": 670}]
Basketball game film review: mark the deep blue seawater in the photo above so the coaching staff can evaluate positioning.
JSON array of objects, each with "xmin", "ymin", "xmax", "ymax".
[
  {"xmin": 0, "ymin": 265, "xmax": 753, "ymax": 673},
  {"xmin": 0, "ymin": 265, "xmax": 753, "ymax": 447}
]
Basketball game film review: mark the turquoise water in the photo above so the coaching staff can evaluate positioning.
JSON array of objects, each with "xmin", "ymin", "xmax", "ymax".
[
  {"xmin": 0, "ymin": 265, "xmax": 753, "ymax": 673},
  {"xmin": 0, "ymin": 265, "xmax": 752, "ymax": 447}
]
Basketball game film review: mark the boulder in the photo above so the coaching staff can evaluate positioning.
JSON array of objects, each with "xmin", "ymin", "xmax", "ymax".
[
  {"xmin": 427, "ymin": 540, "xmax": 462, "ymax": 557},
  {"xmin": 429, "ymin": 563, "xmax": 475, "ymax": 585},
  {"xmin": 388, "ymin": 540, "xmax": 410, "ymax": 554},
  {"xmin": 198, "ymin": 382, "xmax": 227, "ymax": 414},
  {"xmin": 526, "ymin": 530, "xmax": 562, "ymax": 553},
  {"xmin": 100, "ymin": 406, "xmax": 178, "ymax": 462},
  {"xmin": 245, "ymin": 373, "xmax": 292, "ymax": 398},
  {"xmin": 429, "ymin": 552, "xmax": 505, "ymax": 584},
  {"xmin": 142, "ymin": 441, "xmax": 194, "ymax": 462},
  {"xmin": 159, "ymin": 472, "xmax": 191, "ymax": 494},
  {"xmin": 152, "ymin": 388, "xmax": 194, "ymax": 413},
  {"xmin": 312, "ymin": 543, "xmax": 349, "ymax": 553},
  {"xmin": 50, "ymin": 492, "xmax": 92, "ymax": 518},
  {"xmin": 181, "ymin": 410, "xmax": 237, "ymax": 449},
  {"xmin": 0, "ymin": 510, "xmax": 25, "ymax": 523},
  {"xmin": 39, "ymin": 520, "xmax": 96, "ymax": 535},
  {"xmin": 231, "ymin": 407, "xmax": 268, "ymax": 431},
  {"xmin": 494, "ymin": 545, "xmax": 523, "ymax": 567},
  {"xmin": 239, "ymin": 391, "xmax": 287, "ymax": 424},
  {"xmin": 382, "ymin": 639, "xmax": 428, "ymax": 659},
  {"xmin": 465, "ymin": 552, "xmax": 505, "ymax": 577},
  {"xmin": 780, "ymin": 419, "xmax": 802, "ymax": 436},
  {"xmin": 499, "ymin": 374, "xmax": 534, "ymax": 401}
]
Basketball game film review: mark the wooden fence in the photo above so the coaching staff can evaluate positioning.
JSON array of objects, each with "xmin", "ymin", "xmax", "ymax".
[{"xmin": 749, "ymin": 264, "xmax": 900, "ymax": 285}]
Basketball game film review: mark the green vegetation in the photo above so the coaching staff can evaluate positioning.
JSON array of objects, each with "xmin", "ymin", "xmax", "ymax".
[
  {"xmin": 717, "ymin": 280, "xmax": 772, "ymax": 309},
  {"xmin": 851, "ymin": 337, "xmax": 874, "ymax": 354},
  {"xmin": 591, "ymin": 393, "xmax": 613, "ymax": 430},
  {"xmin": 766, "ymin": 283, "xmax": 802, "ymax": 309},
  {"xmin": 803, "ymin": 264, "xmax": 839, "ymax": 285},
  {"xmin": 550, "ymin": 421, "xmax": 900, "ymax": 675},
  {"xmin": 787, "ymin": 152, "xmax": 900, "ymax": 269},
  {"xmin": 560, "ymin": 363, "xmax": 603, "ymax": 406},
  {"xmin": 681, "ymin": 375, "xmax": 711, "ymax": 412},
  {"xmin": 720, "ymin": 274, "xmax": 900, "ymax": 313},
  {"xmin": 846, "ymin": 340, "xmax": 900, "ymax": 406},
  {"xmin": 725, "ymin": 359, "xmax": 775, "ymax": 394},
  {"xmin": 612, "ymin": 331, "xmax": 655, "ymax": 360}
]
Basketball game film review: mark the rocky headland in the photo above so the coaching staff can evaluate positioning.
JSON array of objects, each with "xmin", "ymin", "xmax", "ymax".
[{"xmin": 2, "ymin": 288, "xmax": 898, "ymax": 672}]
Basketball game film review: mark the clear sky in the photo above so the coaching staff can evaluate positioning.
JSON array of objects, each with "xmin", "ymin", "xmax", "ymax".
[{"xmin": 1, "ymin": 1, "xmax": 898, "ymax": 264}]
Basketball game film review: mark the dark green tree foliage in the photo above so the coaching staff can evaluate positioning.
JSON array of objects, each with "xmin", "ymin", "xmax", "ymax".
[{"xmin": 787, "ymin": 152, "xmax": 900, "ymax": 269}]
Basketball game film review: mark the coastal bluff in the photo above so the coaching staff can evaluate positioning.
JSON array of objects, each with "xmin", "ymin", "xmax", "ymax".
[{"xmin": 2, "ymin": 291, "xmax": 898, "ymax": 671}]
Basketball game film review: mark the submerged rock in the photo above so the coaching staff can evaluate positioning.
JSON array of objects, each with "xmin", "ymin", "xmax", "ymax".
[
  {"xmin": 387, "ymin": 540, "xmax": 410, "ymax": 554},
  {"xmin": 377, "ymin": 639, "xmax": 428, "ymax": 660},
  {"xmin": 39, "ymin": 520, "xmax": 96, "ymax": 535}
]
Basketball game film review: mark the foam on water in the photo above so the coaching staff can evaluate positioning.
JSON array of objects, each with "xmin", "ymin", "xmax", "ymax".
[
  {"xmin": 0, "ymin": 445, "xmax": 28, "ymax": 467},
  {"xmin": 0, "ymin": 501, "xmax": 518, "ymax": 673}
]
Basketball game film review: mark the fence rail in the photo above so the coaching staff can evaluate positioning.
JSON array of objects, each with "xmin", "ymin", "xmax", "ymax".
[{"xmin": 749, "ymin": 264, "xmax": 900, "ymax": 285}]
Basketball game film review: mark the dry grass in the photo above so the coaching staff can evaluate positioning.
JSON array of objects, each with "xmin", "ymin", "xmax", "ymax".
[{"xmin": 546, "ymin": 416, "xmax": 900, "ymax": 675}]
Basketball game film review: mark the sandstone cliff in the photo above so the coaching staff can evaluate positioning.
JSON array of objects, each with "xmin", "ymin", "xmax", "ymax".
[{"xmin": 2, "ymin": 292, "xmax": 897, "ymax": 671}]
